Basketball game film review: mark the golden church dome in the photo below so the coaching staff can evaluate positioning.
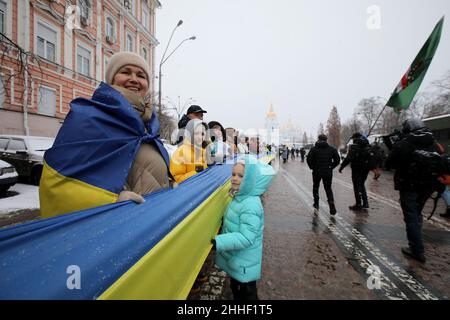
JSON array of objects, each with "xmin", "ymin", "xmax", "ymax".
[{"xmin": 266, "ymin": 104, "xmax": 277, "ymax": 118}]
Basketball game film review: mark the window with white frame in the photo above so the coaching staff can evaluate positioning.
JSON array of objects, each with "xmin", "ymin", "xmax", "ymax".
[
  {"xmin": 38, "ymin": 86, "xmax": 56, "ymax": 117},
  {"xmin": 126, "ymin": 33, "xmax": 134, "ymax": 52},
  {"xmin": 106, "ymin": 17, "xmax": 115, "ymax": 41},
  {"xmin": 0, "ymin": 0, "xmax": 6, "ymax": 36},
  {"xmin": 142, "ymin": 6, "xmax": 149, "ymax": 31},
  {"xmin": 77, "ymin": 44, "xmax": 91, "ymax": 77},
  {"xmin": 37, "ymin": 22, "xmax": 57, "ymax": 62},
  {"xmin": 142, "ymin": 47, "xmax": 147, "ymax": 61}
]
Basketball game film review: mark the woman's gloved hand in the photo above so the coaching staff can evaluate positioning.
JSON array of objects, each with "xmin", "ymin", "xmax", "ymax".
[{"xmin": 117, "ymin": 190, "xmax": 145, "ymax": 204}]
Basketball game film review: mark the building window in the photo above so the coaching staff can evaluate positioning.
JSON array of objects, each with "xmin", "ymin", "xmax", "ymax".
[
  {"xmin": 77, "ymin": 44, "xmax": 91, "ymax": 76},
  {"xmin": 38, "ymin": 86, "xmax": 56, "ymax": 117},
  {"xmin": 0, "ymin": 0, "xmax": 6, "ymax": 36},
  {"xmin": 106, "ymin": 17, "xmax": 115, "ymax": 42},
  {"xmin": 126, "ymin": 33, "xmax": 134, "ymax": 52},
  {"xmin": 79, "ymin": 0, "xmax": 91, "ymax": 26},
  {"xmin": 37, "ymin": 22, "xmax": 57, "ymax": 62},
  {"xmin": 142, "ymin": 6, "xmax": 149, "ymax": 31}
]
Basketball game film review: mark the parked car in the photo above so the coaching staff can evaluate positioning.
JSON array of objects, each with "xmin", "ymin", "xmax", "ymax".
[
  {"xmin": 0, "ymin": 159, "xmax": 18, "ymax": 194},
  {"xmin": 0, "ymin": 135, "xmax": 55, "ymax": 185}
]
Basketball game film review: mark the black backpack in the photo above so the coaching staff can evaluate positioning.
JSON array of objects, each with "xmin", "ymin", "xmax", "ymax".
[
  {"xmin": 409, "ymin": 149, "xmax": 450, "ymax": 178},
  {"xmin": 353, "ymin": 145, "xmax": 377, "ymax": 171},
  {"xmin": 409, "ymin": 149, "xmax": 450, "ymax": 219}
]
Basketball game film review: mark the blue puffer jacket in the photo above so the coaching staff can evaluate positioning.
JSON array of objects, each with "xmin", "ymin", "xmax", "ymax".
[{"xmin": 214, "ymin": 155, "xmax": 275, "ymax": 283}]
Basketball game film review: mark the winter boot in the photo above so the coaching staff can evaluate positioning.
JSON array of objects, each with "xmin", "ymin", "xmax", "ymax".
[
  {"xmin": 328, "ymin": 201, "xmax": 337, "ymax": 215},
  {"xmin": 313, "ymin": 201, "xmax": 319, "ymax": 210},
  {"xmin": 401, "ymin": 247, "xmax": 426, "ymax": 263},
  {"xmin": 349, "ymin": 204, "xmax": 363, "ymax": 211}
]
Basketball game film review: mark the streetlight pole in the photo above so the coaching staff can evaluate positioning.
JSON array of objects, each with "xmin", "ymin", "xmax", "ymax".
[{"xmin": 158, "ymin": 19, "xmax": 196, "ymax": 120}]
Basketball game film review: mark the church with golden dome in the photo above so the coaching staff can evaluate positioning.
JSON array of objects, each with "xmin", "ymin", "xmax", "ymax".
[
  {"xmin": 265, "ymin": 104, "xmax": 279, "ymax": 132},
  {"xmin": 264, "ymin": 104, "xmax": 302, "ymax": 146},
  {"xmin": 263, "ymin": 104, "xmax": 280, "ymax": 145}
]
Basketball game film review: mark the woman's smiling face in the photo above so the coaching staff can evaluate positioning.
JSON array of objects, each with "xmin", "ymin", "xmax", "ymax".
[{"xmin": 112, "ymin": 65, "xmax": 149, "ymax": 98}]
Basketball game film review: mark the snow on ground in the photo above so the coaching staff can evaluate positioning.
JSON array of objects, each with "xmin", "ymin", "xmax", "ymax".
[{"xmin": 0, "ymin": 183, "xmax": 39, "ymax": 215}]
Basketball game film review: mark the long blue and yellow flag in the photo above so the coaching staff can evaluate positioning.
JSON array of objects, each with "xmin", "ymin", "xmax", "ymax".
[
  {"xmin": 0, "ymin": 155, "xmax": 274, "ymax": 299},
  {"xmin": 39, "ymin": 82, "xmax": 170, "ymax": 218},
  {"xmin": 1, "ymin": 163, "xmax": 231, "ymax": 299}
]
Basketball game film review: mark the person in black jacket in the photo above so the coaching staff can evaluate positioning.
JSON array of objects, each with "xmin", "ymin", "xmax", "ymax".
[
  {"xmin": 177, "ymin": 105, "xmax": 207, "ymax": 144},
  {"xmin": 300, "ymin": 148, "xmax": 306, "ymax": 162},
  {"xmin": 385, "ymin": 118, "xmax": 440, "ymax": 263},
  {"xmin": 178, "ymin": 105, "xmax": 207, "ymax": 129},
  {"xmin": 339, "ymin": 132, "xmax": 372, "ymax": 211},
  {"xmin": 306, "ymin": 134, "xmax": 341, "ymax": 215}
]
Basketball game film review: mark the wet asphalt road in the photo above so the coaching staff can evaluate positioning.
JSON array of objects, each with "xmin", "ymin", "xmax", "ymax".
[{"xmin": 256, "ymin": 156, "xmax": 450, "ymax": 300}]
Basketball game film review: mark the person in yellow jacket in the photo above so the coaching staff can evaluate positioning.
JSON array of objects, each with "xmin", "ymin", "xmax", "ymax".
[{"xmin": 170, "ymin": 119, "xmax": 208, "ymax": 184}]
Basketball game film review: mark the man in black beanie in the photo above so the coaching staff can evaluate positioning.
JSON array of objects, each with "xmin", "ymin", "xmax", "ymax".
[{"xmin": 306, "ymin": 134, "xmax": 341, "ymax": 215}]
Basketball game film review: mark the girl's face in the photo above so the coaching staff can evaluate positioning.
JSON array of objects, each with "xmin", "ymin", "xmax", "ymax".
[
  {"xmin": 112, "ymin": 65, "xmax": 149, "ymax": 98},
  {"xmin": 231, "ymin": 163, "xmax": 245, "ymax": 191},
  {"xmin": 213, "ymin": 126, "xmax": 223, "ymax": 140},
  {"xmin": 193, "ymin": 125, "xmax": 206, "ymax": 146}
]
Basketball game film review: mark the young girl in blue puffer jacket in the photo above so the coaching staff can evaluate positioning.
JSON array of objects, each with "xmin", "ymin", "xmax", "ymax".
[{"xmin": 212, "ymin": 155, "xmax": 275, "ymax": 300}]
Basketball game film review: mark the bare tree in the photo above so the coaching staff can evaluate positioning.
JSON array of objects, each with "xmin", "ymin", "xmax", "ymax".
[
  {"xmin": 0, "ymin": 32, "xmax": 45, "ymax": 135},
  {"xmin": 326, "ymin": 105, "xmax": 341, "ymax": 148},
  {"xmin": 158, "ymin": 104, "xmax": 177, "ymax": 141},
  {"xmin": 341, "ymin": 114, "xmax": 362, "ymax": 144},
  {"xmin": 356, "ymin": 97, "xmax": 384, "ymax": 133},
  {"xmin": 425, "ymin": 70, "xmax": 450, "ymax": 117}
]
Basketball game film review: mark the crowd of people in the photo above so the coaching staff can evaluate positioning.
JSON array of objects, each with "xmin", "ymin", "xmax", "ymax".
[
  {"xmin": 279, "ymin": 145, "xmax": 307, "ymax": 163},
  {"xmin": 37, "ymin": 51, "xmax": 449, "ymax": 300}
]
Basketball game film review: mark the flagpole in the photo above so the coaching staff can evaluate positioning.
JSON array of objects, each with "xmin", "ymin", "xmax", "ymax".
[{"xmin": 367, "ymin": 104, "xmax": 387, "ymax": 136}]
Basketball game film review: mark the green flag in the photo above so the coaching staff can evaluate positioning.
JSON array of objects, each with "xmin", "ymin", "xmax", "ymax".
[{"xmin": 386, "ymin": 16, "xmax": 444, "ymax": 112}]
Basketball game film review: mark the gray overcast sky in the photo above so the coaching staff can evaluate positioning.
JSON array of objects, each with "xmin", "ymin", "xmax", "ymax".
[{"xmin": 155, "ymin": 0, "xmax": 450, "ymax": 135}]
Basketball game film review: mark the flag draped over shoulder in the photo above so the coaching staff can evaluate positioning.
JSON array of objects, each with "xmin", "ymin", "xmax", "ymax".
[
  {"xmin": 387, "ymin": 17, "xmax": 444, "ymax": 112},
  {"xmin": 39, "ymin": 82, "xmax": 170, "ymax": 218}
]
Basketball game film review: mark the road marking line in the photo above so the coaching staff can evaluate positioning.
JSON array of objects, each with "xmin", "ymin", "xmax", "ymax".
[{"xmin": 280, "ymin": 168, "xmax": 439, "ymax": 300}]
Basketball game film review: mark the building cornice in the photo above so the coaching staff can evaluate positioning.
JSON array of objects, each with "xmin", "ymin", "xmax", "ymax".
[
  {"xmin": 74, "ymin": 28, "xmax": 98, "ymax": 46},
  {"xmin": 31, "ymin": 0, "xmax": 65, "ymax": 25}
]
